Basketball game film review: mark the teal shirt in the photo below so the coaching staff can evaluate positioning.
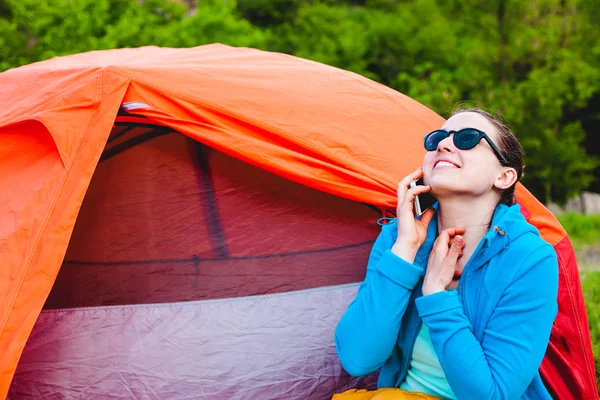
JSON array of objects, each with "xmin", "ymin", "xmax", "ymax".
[{"xmin": 400, "ymin": 323, "xmax": 456, "ymax": 399}]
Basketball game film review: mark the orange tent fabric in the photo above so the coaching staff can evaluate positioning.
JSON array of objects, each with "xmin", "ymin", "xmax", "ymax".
[{"xmin": 0, "ymin": 44, "xmax": 596, "ymax": 399}]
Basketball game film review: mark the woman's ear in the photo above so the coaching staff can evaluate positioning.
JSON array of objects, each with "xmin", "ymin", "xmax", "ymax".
[{"xmin": 494, "ymin": 167, "xmax": 518, "ymax": 190}]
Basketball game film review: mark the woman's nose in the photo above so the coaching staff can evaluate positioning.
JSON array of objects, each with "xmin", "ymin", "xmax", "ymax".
[{"xmin": 437, "ymin": 135, "xmax": 455, "ymax": 153}]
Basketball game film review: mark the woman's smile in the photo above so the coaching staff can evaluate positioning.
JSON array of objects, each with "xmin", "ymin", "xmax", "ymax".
[{"xmin": 433, "ymin": 159, "xmax": 460, "ymax": 169}]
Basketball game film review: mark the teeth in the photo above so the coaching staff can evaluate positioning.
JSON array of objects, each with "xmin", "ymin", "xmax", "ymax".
[{"xmin": 436, "ymin": 161, "xmax": 458, "ymax": 168}]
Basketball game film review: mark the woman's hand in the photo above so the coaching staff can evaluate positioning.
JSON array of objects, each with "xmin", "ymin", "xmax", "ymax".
[
  {"xmin": 390, "ymin": 167, "xmax": 436, "ymax": 264},
  {"xmin": 422, "ymin": 228, "xmax": 466, "ymax": 296}
]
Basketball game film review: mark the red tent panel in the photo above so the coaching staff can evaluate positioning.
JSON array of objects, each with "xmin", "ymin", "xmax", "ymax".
[{"xmin": 45, "ymin": 122, "xmax": 380, "ymax": 308}]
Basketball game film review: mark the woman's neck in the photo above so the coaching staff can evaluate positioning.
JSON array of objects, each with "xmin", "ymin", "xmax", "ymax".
[{"xmin": 436, "ymin": 195, "xmax": 499, "ymax": 269}]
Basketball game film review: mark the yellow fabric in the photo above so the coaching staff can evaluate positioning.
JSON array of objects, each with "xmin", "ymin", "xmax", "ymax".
[{"xmin": 333, "ymin": 388, "xmax": 442, "ymax": 400}]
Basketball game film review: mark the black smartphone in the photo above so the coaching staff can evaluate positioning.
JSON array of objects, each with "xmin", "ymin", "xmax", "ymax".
[{"xmin": 409, "ymin": 178, "xmax": 437, "ymax": 216}]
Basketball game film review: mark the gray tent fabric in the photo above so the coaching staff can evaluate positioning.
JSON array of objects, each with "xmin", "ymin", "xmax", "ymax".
[{"xmin": 9, "ymin": 284, "xmax": 376, "ymax": 399}]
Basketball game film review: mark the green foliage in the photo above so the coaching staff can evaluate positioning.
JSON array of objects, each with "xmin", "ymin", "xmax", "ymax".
[
  {"xmin": 269, "ymin": 3, "xmax": 375, "ymax": 77},
  {"xmin": 1, "ymin": 0, "xmax": 599, "ymax": 204},
  {"xmin": 95, "ymin": 0, "xmax": 187, "ymax": 49},
  {"xmin": 580, "ymin": 270, "xmax": 600, "ymax": 393},
  {"xmin": 158, "ymin": 0, "xmax": 267, "ymax": 49},
  {"xmin": 237, "ymin": 0, "xmax": 305, "ymax": 27},
  {"xmin": 0, "ymin": 0, "xmax": 266, "ymax": 65},
  {"xmin": 0, "ymin": 16, "xmax": 28, "ymax": 71},
  {"xmin": 558, "ymin": 213, "xmax": 600, "ymax": 248}
]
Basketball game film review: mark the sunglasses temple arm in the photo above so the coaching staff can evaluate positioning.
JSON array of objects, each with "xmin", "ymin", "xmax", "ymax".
[{"xmin": 484, "ymin": 136, "xmax": 508, "ymax": 164}]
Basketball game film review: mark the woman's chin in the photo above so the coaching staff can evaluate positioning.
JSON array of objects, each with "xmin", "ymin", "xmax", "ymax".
[
  {"xmin": 428, "ymin": 176, "xmax": 458, "ymax": 191},
  {"xmin": 429, "ymin": 180, "xmax": 469, "ymax": 198}
]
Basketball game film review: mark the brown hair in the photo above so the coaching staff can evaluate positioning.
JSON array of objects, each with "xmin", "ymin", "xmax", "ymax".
[{"xmin": 451, "ymin": 107, "xmax": 525, "ymax": 206}]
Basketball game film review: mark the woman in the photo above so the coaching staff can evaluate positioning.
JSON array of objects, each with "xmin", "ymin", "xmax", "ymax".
[{"xmin": 334, "ymin": 108, "xmax": 558, "ymax": 400}]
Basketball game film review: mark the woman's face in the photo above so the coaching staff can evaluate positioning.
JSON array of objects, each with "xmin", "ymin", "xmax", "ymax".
[{"xmin": 422, "ymin": 112, "xmax": 505, "ymax": 199}]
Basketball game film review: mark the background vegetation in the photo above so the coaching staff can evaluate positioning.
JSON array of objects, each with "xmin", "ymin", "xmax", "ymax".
[
  {"xmin": 559, "ymin": 214, "xmax": 600, "ymax": 250},
  {"xmin": 1, "ymin": 0, "xmax": 599, "ymax": 205},
  {"xmin": 581, "ymin": 270, "xmax": 599, "ymax": 391}
]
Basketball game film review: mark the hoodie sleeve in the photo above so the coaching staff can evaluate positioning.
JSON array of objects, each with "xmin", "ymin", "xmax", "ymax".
[
  {"xmin": 334, "ymin": 223, "xmax": 425, "ymax": 377},
  {"xmin": 415, "ymin": 243, "xmax": 559, "ymax": 400}
]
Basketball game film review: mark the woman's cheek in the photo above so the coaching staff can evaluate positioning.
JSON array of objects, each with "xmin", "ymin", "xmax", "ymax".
[{"xmin": 422, "ymin": 155, "xmax": 436, "ymax": 176}]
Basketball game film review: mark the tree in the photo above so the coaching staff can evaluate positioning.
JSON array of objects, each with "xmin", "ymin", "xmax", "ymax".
[
  {"xmin": 0, "ymin": 0, "xmax": 267, "ymax": 70},
  {"xmin": 1, "ymin": 0, "xmax": 598, "ymax": 204}
]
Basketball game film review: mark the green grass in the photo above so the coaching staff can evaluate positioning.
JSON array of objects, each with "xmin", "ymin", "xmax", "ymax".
[
  {"xmin": 557, "ymin": 213, "xmax": 600, "ymax": 251},
  {"xmin": 581, "ymin": 270, "xmax": 600, "ymax": 394}
]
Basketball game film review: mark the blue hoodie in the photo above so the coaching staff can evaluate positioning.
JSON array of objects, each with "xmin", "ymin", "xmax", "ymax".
[{"xmin": 335, "ymin": 203, "xmax": 558, "ymax": 399}]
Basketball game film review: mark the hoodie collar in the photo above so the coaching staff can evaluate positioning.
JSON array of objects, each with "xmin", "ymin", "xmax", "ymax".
[
  {"xmin": 474, "ymin": 203, "xmax": 513, "ymax": 270},
  {"xmin": 413, "ymin": 202, "xmax": 534, "ymax": 271}
]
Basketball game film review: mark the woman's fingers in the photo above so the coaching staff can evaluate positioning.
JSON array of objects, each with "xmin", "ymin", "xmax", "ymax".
[
  {"xmin": 400, "ymin": 184, "xmax": 432, "ymax": 212},
  {"xmin": 444, "ymin": 235, "xmax": 465, "ymax": 266},
  {"xmin": 445, "ymin": 227, "xmax": 466, "ymax": 237},
  {"xmin": 396, "ymin": 167, "xmax": 424, "ymax": 206},
  {"xmin": 435, "ymin": 229, "xmax": 450, "ymax": 250},
  {"xmin": 420, "ymin": 208, "xmax": 435, "ymax": 229},
  {"xmin": 436, "ymin": 227, "xmax": 466, "ymax": 250},
  {"xmin": 424, "ymin": 231, "xmax": 466, "ymax": 295}
]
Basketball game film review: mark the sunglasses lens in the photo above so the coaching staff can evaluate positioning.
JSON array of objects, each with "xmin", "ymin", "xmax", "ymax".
[
  {"xmin": 425, "ymin": 130, "xmax": 447, "ymax": 151},
  {"xmin": 455, "ymin": 129, "xmax": 481, "ymax": 150}
]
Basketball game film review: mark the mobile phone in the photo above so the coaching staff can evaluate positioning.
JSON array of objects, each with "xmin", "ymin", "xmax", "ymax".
[{"xmin": 410, "ymin": 178, "xmax": 437, "ymax": 216}]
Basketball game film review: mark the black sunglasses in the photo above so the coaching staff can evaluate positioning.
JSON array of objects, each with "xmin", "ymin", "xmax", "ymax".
[{"xmin": 424, "ymin": 128, "xmax": 507, "ymax": 164}]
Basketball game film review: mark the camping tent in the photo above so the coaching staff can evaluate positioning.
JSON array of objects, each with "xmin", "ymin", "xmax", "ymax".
[{"xmin": 0, "ymin": 44, "xmax": 597, "ymax": 399}]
